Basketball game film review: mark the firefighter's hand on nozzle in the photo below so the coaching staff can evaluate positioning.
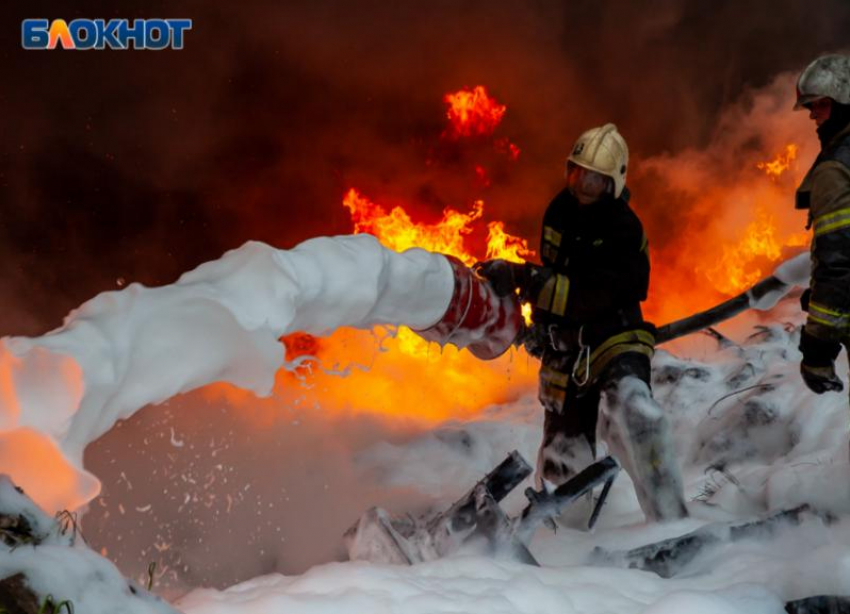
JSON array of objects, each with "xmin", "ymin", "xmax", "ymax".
[
  {"xmin": 799, "ymin": 327, "xmax": 844, "ymax": 394},
  {"xmin": 473, "ymin": 259, "xmax": 520, "ymax": 297},
  {"xmin": 524, "ymin": 264, "xmax": 554, "ymax": 302}
]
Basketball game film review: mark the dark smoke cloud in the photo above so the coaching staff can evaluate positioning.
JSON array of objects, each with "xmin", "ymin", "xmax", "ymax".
[
  {"xmin": 3, "ymin": 0, "xmax": 850, "ymax": 595},
  {"xmin": 4, "ymin": 0, "xmax": 849, "ymax": 335}
]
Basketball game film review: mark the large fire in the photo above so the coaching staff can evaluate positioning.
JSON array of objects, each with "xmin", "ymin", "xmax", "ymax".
[
  {"xmin": 221, "ymin": 86, "xmax": 814, "ymax": 425},
  {"xmin": 246, "ymin": 188, "xmax": 540, "ymax": 424},
  {"xmin": 343, "ymin": 186, "xmax": 533, "ymax": 275},
  {"xmin": 204, "ymin": 85, "xmax": 537, "ymax": 425},
  {"xmin": 643, "ymin": 132, "xmax": 812, "ymax": 324},
  {"xmin": 344, "ymin": 188, "xmax": 485, "ymax": 266}
]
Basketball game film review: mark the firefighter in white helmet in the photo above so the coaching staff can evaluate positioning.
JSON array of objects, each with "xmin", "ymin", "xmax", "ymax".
[
  {"xmin": 477, "ymin": 124, "xmax": 688, "ymax": 523},
  {"xmin": 794, "ymin": 55, "xmax": 850, "ymax": 400}
]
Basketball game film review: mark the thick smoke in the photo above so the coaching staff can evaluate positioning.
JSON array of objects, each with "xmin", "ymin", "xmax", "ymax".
[
  {"xmin": 634, "ymin": 72, "xmax": 819, "ymax": 323},
  {"xmin": 3, "ymin": 0, "xmax": 850, "ymax": 334},
  {"xmin": 4, "ymin": 0, "xmax": 850, "ymax": 597}
]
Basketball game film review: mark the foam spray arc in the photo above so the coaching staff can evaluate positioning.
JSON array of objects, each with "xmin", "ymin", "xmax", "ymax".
[{"xmin": 0, "ymin": 235, "xmax": 520, "ymax": 514}]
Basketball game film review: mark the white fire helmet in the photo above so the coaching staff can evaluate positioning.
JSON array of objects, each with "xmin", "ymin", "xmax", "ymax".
[
  {"xmin": 567, "ymin": 123, "xmax": 629, "ymax": 198},
  {"xmin": 794, "ymin": 54, "xmax": 850, "ymax": 110}
]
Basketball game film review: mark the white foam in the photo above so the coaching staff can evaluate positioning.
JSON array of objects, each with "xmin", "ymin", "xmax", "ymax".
[
  {"xmin": 0, "ymin": 235, "xmax": 454, "ymax": 512},
  {"xmin": 772, "ymin": 252, "xmax": 810, "ymax": 288}
]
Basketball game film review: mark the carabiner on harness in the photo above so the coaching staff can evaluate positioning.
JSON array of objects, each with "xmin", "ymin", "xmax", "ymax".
[
  {"xmin": 571, "ymin": 326, "xmax": 592, "ymax": 388},
  {"xmin": 547, "ymin": 324, "xmax": 560, "ymax": 351}
]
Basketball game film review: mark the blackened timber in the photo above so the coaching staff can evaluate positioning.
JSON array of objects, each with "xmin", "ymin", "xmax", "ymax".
[
  {"xmin": 515, "ymin": 456, "xmax": 620, "ymax": 544},
  {"xmin": 591, "ymin": 504, "xmax": 819, "ymax": 578},
  {"xmin": 428, "ymin": 450, "xmax": 532, "ymax": 551},
  {"xmin": 471, "ymin": 485, "xmax": 540, "ymax": 566},
  {"xmin": 785, "ymin": 595, "xmax": 850, "ymax": 614}
]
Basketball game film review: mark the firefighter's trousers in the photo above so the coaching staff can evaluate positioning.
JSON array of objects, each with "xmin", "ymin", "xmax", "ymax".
[{"xmin": 537, "ymin": 350, "xmax": 688, "ymax": 522}]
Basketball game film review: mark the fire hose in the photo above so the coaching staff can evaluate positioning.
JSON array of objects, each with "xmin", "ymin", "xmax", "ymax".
[
  {"xmin": 655, "ymin": 251, "xmax": 809, "ymax": 344},
  {"xmin": 414, "ymin": 252, "xmax": 810, "ymax": 357}
]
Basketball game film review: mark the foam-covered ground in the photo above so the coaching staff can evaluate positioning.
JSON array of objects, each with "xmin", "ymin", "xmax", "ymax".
[
  {"xmin": 2, "ymin": 235, "xmax": 847, "ymax": 613},
  {"xmin": 174, "ymin": 303, "xmax": 850, "ymax": 613}
]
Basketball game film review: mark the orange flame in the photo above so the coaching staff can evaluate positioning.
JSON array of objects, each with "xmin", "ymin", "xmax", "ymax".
[
  {"xmin": 343, "ymin": 188, "xmax": 532, "ymax": 268},
  {"xmin": 344, "ymin": 187, "xmax": 534, "ymax": 356},
  {"xmin": 757, "ymin": 144, "xmax": 799, "ymax": 181},
  {"xmin": 698, "ymin": 208, "xmax": 810, "ymax": 295},
  {"xmin": 344, "ymin": 188, "xmax": 482, "ymax": 266},
  {"xmin": 443, "ymin": 86, "xmax": 507, "ymax": 138},
  {"xmin": 521, "ymin": 301, "xmax": 533, "ymax": 327},
  {"xmin": 643, "ymin": 113, "xmax": 814, "ymax": 324},
  {"xmin": 485, "ymin": 221, "xmax": 534, "ymax": 262},
  {"xmin": 692, "ymin": 143, "xmax": 809, "ymax": 299}
]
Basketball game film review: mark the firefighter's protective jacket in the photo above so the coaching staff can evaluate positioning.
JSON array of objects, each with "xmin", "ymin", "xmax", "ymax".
[
  {"xmin": 797, "ymin": 122, "xmax": 850, "ymax": 341},
  {"xmin": 530, "ymin": 187, "xmax": 653, "ymax": 384}
]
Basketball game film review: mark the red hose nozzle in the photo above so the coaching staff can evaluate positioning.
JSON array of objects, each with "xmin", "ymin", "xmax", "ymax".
[{"xmin": 414, "ymin": 256, "xmax": 522, "ymax": 360}]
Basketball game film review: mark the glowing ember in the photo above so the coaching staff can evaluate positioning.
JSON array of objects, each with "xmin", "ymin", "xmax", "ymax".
[
  {"xmin": 757, "ymin": 144, "xmax": 799, "ymax": 180},
  {"xmin": 283, "ymin": 332, "xmax": 320, "ymax": 360},
  {"xmin": 494, "ymin": 137, "xmax": 521, "ymax": 160},
  {"xmin": 475, "ymin": 165, "xmax": 491, "ymax": 188},
  {"xmin": 443, "ymin": 85, "xmax": 507, "ymax": 138},
  {"xmin": 281, "ymin": 332, "xmax": 320, "ymax": 378}
]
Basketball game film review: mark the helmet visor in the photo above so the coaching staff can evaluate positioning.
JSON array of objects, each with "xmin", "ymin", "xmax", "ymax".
[{"xmin": 566, "ymin": 162, "xmax": 612, "ymax": 204}]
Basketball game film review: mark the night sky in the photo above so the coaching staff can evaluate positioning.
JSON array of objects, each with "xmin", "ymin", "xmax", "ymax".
[{"xmin": 3, "ymin": 0, "xmax": 850, "ymax": 337}]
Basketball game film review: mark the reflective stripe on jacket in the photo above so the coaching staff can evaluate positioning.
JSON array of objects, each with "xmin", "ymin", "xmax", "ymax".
[{"xmin": 797, "ymin": 122, "xmax": 850, "ymax": 341}]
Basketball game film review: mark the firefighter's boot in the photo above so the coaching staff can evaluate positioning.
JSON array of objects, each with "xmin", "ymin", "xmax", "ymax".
[{"xmin": 599, "ymin": 376, "xmax": 688, "ymax": 521}]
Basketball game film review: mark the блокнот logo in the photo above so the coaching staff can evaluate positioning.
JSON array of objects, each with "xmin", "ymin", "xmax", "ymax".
[{"xmin": 22, "ymin": 19, "xmax": 192, "ymax": 50}]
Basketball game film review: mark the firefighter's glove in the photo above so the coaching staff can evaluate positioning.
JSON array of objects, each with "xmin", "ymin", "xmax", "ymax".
[
  {"xmin": 524, "ymin": 265, "xmax": 554, "ymax": 303},
  {"xmin": 799, "ymin": 327, "xmax": 844, "ymax": 394},
  {"xmin": 799, "ymin": 288, "xmax": 811, "ymax": 312},
  {"xmin": 801, "ymin": 364, "xmax": 844, "ymax": 394},
  {"xmin": 473, "ymin": 259, "xmax": 521, "ymax": 297}
]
